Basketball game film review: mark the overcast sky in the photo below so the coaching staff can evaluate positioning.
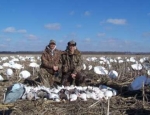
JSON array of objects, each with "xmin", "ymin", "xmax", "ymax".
[{"xmin": 0, "ymin": 0, "xmax": 150, "ymax": 52}]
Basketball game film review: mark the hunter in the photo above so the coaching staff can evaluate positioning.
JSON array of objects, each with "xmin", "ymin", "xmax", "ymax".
[
  {"xmin": 39, "ymin": 39, "xmax": 62, "ymax": 87},
  {"xmin": 60, "ymin": 40, "xmax": 85, "ymax": 86}
]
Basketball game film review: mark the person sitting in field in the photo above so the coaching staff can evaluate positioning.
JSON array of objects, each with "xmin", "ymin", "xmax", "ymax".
[
  {"xmin": 60, "ymin": 40, "xmax": 85, "ymax": 86},
  {"xmin": 39, "ymin": 39, "xmax": 62, "ymax": 87}
]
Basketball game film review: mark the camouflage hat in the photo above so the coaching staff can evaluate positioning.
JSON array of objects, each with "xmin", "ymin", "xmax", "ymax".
[
  {"xmin": 49, "ymin": 39, "xmax": 56, "ymax": 44},
  {"xmin": 68, "ymin": 40, "xmax": 76, "ymax": 46}
]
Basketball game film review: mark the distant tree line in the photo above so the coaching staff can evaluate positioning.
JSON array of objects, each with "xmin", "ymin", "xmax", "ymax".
[{"xmin": 0, "ymin": 51, "xmax": 150, "ymax": 55}]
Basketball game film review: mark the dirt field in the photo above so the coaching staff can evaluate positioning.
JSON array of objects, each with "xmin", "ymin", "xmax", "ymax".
[{"xmin": 0, "ymin": 54, "xmax": 150, "ymax": 115}]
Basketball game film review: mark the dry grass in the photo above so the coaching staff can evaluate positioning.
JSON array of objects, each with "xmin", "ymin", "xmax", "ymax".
[{"xmin": 0, "ymin": 54, "xmax": 150, "ymax": 115}]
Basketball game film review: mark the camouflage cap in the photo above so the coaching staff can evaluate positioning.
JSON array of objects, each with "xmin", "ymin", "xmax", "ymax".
[
  {"xmin": 49, "ymin": 39, "xmax": 56, "ymax": 44},
  {"xmin": 68, "ymin": 40, "xmax": 76, "ymax": 46}
]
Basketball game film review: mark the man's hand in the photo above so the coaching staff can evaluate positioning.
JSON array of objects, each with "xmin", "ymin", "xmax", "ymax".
[
  {"xmin": 71, "ymin": 73, "xmax": 76, "ymax": 79},
  {"xmin": 53, "ymin": 66, "xmax": 58, "ymax": 71}
]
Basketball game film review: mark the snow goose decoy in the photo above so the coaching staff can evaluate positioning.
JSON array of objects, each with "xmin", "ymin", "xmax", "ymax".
[
  {"xmin": 6, "ymin": 68, "xmax": 14, "ymax": 80},
  {"xmin": 108, "ymin": 70, "xmax": 118, "ymax": 79},
  {"xmin": 99, "ymin": 85, "xmax": 117, "ymax": 97},
  {"xmin": 18, "ymin": 70, "xmax": 31, "ymax": 82},
  {"xmin": 29, "ymin": 62, "xmax": 40, "ymax": 76},
  {"xmin": 131, "ymin": 63, "xmax": 142, "ymax": 71},
  {"xmin": 94, "ymin": 66, "xmax": 108, "ymax": 75}
]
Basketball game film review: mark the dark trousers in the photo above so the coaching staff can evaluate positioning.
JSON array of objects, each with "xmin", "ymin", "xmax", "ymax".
[{"xmin": 61, "ymin": 72, "xmax": 85, "ymax": 86}]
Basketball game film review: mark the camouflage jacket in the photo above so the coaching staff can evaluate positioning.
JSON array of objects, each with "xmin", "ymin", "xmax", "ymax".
[
  {"xmin": 60, "ymin": 49, "xmax": 83, "ymax": 74},
  {"xmin": 40, "ymin": 46, "xmax": 62, "ymax": 74}
]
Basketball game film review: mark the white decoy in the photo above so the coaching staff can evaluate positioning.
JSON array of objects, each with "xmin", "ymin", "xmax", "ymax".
[
  {"xmin": 75, "ymin": 86, "xmax": 83, "ymax": 91},
  {"xmin": 92, "ymin": 87, "xmax": 101, "ymax": 94},
  {"xmin": 86, "ymin": 57, "xmax": 90, "ymax": 61},
  {"xmin": 51, "ymin": 87, "xmax": 60, "ymax": 94},
  {"xmin": 1, "ymin": 57, "xmax": 8, "ymax": 61},
  {"xmin": 130, "ymin": 57, "xmax": 136, "ymax": 63},
  {"xmin": 126, "ymin": 59, "xmax": 130, "ymax": 62},
  {"xmin": 118, "ymin": 60, "xmax": 124, "ymax": 63},
  {"xmin": 140, "ymin": 57, "xmax": 149, "ymax": 63},
  {"xmin": 64, "ymin": 85, "xmax": 75, "ymax": 90},
  {"xmin": 48, "ymin": 92, "xmax": 60, "ymax": 100},
  {"xmin": 108, "ymin": 70, "xmax": 118, "ymax": 79},
  {"xmin": 99, "ymin": 85, "xmax": 117, "ymax": 96},
  {"xmin": 29, "ymin": 62, "xmax": 39, "ymax": 76},
  {"xmin": 104, "ymin": 90, "xmax": 113, "ymax": 100},
  {"xmin": 6, "ymin": 68, "xmax": 14, "ymax": 79},
  {"xmin": 2, "ymin": 63, "xmax": 11, "ymax": 68},
  {"xmin": 82, "ymin": 86, "xmax": 88, "ymax": 91},
  {"xmin": 54, "ymin": 98, "xmax": 61, "ymax": 102},
  {"xmin": 0, "ymin": 65, "xmax": 4, "ymax": 69},
  {"xmin": 147, "ymin": 70, "xmax": 150, "ymax": 76},
  {"xmin": 117, "ymin": 57, "xmax": 122, "ymax": 60},
  {"xmin": 82, "ymin": 64, "xmax": 86, "ymax": 70},
  {"xmin": 131, "ymin": 63, "xmax": 142, "ymax": 70},
  {"xmin": 37, "ymin": 56, "xmax": 41, "ymax": 60},
  {"xmin": 91, "ymin": 57, "xmax": 97, "ymax": 62},
  {"xmin": 86, "ymin": 89, "xmax": 98, "ymax": 100},
  {"xmin": 69, "ymin": 93, "xmax": 78, "ymax": 101},
  {"xmin": 92, "ymin": 87, "xmax": 104, "ymax": 99},
  {"xmin": 10, "ymin": 63, "xmax": 24, "ymax": 76},
  {"xmin": 88, "ymin": 65, "xmax": 92, "ymax": 70},
  {"xmin": 96, "ymin": 90, "xmax": 105, "ymax": 99},
  {"xmin": 87, "ymin": 86, "xmax": 93, "ymax": 90},
  {"xmin": 94, "ymin": 66, "xmax": 108, "ymax": 75},
  {"xmin": 11, "ymin": 58, "xmax": 19, "ymax": 62},
  {"xmin": 100, "ymin": 56, "xmax": 106, "ymax": 61},
  {"xmin": 109, "ymin": 58, "xmax": 114, "ymax": 63},
  {"xmin": 18, "ymin": 70, "xmax": 31, "ymax": 82},
  {"xmin": 99, "ymin": 61, "xmax": 105, "ymax": 65},
  {"xmin": 0, "ymin": 74, "xmax": 4, "ymax": 81},
  {"xmin": 56, "ymin": 85, "xmax": 65, "ymax": 91},
  {"xmin": 9, "ymin": 60, "xmax": 15, "ymax": 65}
]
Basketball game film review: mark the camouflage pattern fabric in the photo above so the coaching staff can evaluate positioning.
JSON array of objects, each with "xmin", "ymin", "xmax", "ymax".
[
  {"xmin": 38, "ymin": 68, "xmax": 55, "ymax": 87},
  {"xmin": 61, "ymin": 49, "xmax": 83, "ymax": 74},
  {"xmin": 60, "ymin": 49, "xmax": 85, "ymax": 86},
  {"xmin": 61, "ymin": 72, "xmax": 85, "ymax": 86}
]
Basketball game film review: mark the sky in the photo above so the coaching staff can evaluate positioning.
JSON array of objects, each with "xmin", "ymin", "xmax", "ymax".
[{"xmin": 0, "ymin": 0, "xmax": 150, "ymax": 52}]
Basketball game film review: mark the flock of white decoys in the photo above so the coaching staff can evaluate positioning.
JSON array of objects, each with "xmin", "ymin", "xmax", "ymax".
[
  {"xmin": 0, "ymin": 55, "xmax": 150, "ymax": 103},
  {"xmin": 0, "ymin": 55, "xmax": 40, "ymax": 81}
]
